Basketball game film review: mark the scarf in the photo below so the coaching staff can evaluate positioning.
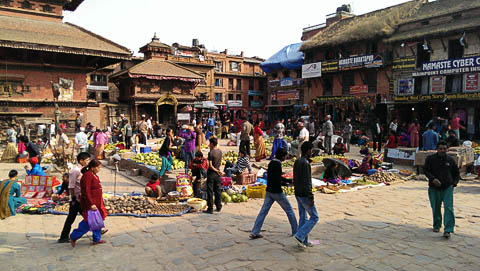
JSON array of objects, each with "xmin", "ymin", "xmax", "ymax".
[{"xmin": 0, "ymin": 180, "xmax": 14, "ymax": 220}]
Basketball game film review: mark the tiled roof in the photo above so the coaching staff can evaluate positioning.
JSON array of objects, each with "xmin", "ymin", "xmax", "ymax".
[
  {"xmin": 0, "ymin": 15, "xmax": 131, "ymax": 59},
  {"xmin": 111, "ymin": 59, "xmax": 204, "ymax": 81}
]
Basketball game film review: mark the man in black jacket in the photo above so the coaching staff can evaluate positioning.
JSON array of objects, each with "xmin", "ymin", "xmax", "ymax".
[
  {"xmin": 424, "ymin": 140, "xmax": 460, "ymax": 239},
  {"xmin": 293, "ymin": 141, "xmax": 318, "ymax": 249},
  {"xmin": 250, "ymin": 148, "xmax": 297, "ymax": 239}
]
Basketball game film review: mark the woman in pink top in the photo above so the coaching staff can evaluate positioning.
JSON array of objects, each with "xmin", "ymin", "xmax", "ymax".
[
  {"xmin": 94, "ymin": 129, "xmax": 108, "ymax": 160},
  {"xmin": 408, "ymin": 119, "xmax": 420, "ymax": 148},
  {"xmin": 450, "ymin": 113, "xmax": 464, "ymax": 140}
]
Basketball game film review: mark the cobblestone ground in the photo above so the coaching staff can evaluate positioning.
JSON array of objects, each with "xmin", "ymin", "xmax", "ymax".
[{"xmin": 1, "ymin": 143, "xmax": 480, "ymax": 270}]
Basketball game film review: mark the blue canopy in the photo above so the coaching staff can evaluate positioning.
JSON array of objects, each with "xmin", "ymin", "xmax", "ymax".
[{"xmin": 260, "ymin": 43, "xmax": 304, "ymax": 73}]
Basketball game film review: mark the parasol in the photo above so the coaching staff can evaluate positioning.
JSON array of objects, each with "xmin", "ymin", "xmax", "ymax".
[{"xmin": 322, "ymin": 158, "xmax": 352, "ymax": 178}]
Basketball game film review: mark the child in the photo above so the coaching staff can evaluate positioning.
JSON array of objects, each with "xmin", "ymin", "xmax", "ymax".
[
  {"xmin": 57, "ymin": 173, "xmax": 70, "ymax": 195},
  {"xmin": 189, "ymin": 151, "xmax": 208, "ymax": 197},
  {"xmin": 145, "ymin": 174, "xmax": 163, "ymax": 199},
  {"xmin": 224, "ymin": 150, "xmax": 252, "ymax": 177}
]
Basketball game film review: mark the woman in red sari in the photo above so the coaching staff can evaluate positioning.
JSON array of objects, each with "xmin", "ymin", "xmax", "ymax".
[
  {"xmin": 70, "ymin": 159, "xmax": 107, "ymax": 246},
  {"xmin": 253, "ymin": 121, "xmax": 267, "ymax": 162}
]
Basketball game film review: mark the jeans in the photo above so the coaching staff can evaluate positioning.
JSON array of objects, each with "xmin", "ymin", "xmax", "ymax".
[
  {"xmin": 59, "ymin": 200, "xmax": 82, "ymax": 240},
  {"xmin": 453, "ymin": 129, "xmax": 460, "ymax": 140},
  {"xmin": 324, "ymin": 136, "xmax": 332, "ymax": 154},
  {"xmin": 70, "ymin": 220, "xmax": 101, "ymax": 243},
  {"xmin": 294, "ymin": 196, "xmax": 319, "ymax": 244},
  {"xmin": 183, "ymin": 150, "xmax": 194, "ymax": 174},
  {"xmin": 206, "ymin": 171, "xmax": 222, "ymax": 210},
  {"xmin": 225, "ymin": 167, "xmax": 240, "ymax": 178},
  {"xmin": 251, "ymin": 192, "xmax": 297, "ymax": 236},
  {"xmin": 428, "ymin": 185, "xmax": 455, "ymax": 233},
  {"xmin": 125, "ymin": 136, "xmax": 131, "ymax": 150}
]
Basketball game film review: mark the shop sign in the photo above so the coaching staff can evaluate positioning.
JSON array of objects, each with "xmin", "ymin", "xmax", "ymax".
[
  {"xmin": 250, "ymin": 100, "xmax": 263, "ymax": 108},
  {"xmin": 413, "ymin": 55, "xmax": 480, "ymax": 77},
  {"xmin": 248, "ymin": 90, "xmax": 262, "ymax": 96},
  {"xmin": 430, "ymin": 76, "xmax": 445, "ymax": 94},
  {"xmin": 280, "ymin": 77, "xmax": 293, "ymax": 87},
  {"xmin": 277, "ymin": 90, "xmax": 299, "ymax": 101},
  {"xmin": 397, "ymin": 78, "xmax": 414, "ymax": 95},
  {"xmin": 268, "ymin": 80, "xmax": 280, "ymax": 87},
  {"xmin": 227, "ymin": 100, "xmax": 243, "ymax": 107},
  {"xmin": 302, "ymin": 62, "xmax": 322, "ymax": 78},
  {"xmin": 349, "ymin": 85, "xmax": 368, "ymax": 95},
  {"xmin": 203, "ymin": 101, "xmax": 215, "ymax": 107},
  {"xmin": 392, "ymin": 57, "xmax": 416, "ymax": 70},
  {"xmin": 464, "ymin": 73, "xmax": 479, "ymax": 92},
  {"xmin": 177, "ymin": 113, "xmax": 190, "ymax": 121},
  {"xmin": 321, "ymin": 60, "xmax": 339, "ymax": 73},
  {"xmin": 315, "ymin": 96, "xmax": 356, "ymax": 102},
  {"xmin": 394, "ymin": 92, "xmax": 480, "ymax": 102},
  {"xmin": 87, "ymin": 85, "xmax": 109, "ymax": 91},
  {"xmin": 338, "ymin": 54, "xmax": 383, "ymax": 70}
]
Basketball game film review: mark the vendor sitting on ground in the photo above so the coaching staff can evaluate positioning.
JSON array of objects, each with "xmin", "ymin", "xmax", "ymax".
[
  {"xmin": 333, "ymin": 138, "xmax": 347, "ymax": 156},
  {"xmin": 24, "ymin": 157, "xmax": 45, "ymax": 176},
  {"xmin": 57, "ymin": 173, "xmax": 70, "ymax": 195},
  {"xmin": 385, "ymin": 131, "xmax": 398, "ymax": 149},
  {"xmin": 145, "ymin": 174, "xmax": 164, "ymax": 199},
  {"xmin": 224, "ymin": 150, "xmax": 252, "ymax": 177},
  {"xmin": 323, "ymin": 163, "xmax": 340, "ymax": 184},
  {"xmin": 446, "ymin": 130, "xmax": 459, "ymax": 147},
  {"xmin": 0, "ymin": 170, "xmax": 27, "ymax": 219},
  {"xmin": 189, "ymin": 151, "xmax": 208, "ymax": 197},
  {"xmin": 358, "ymin": 152, "xmax": 374, "ymax": 174}
]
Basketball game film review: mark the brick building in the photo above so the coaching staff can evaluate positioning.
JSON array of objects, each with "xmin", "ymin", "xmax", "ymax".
[
  {"xmin": 385, "ymin": 0, "xmax": 480, "ymax": 139},
  {"xmin": 300, "ymin": 1, "xmax": 425, "ymax": 128},
  {"xmin": 0, "ymin": 0, "xmax": 131, "ymax": 135}
]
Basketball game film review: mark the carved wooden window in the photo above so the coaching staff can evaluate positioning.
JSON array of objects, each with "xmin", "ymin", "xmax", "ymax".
[{"xmin": 21, "ymin": 1, "xmax": 32, "ymax": 9}]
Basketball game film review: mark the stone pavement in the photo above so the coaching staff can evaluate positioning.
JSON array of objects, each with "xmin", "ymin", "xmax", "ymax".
[{"xmin": 2, "ymin": 177, "xmax": 480, "ymax": 271}]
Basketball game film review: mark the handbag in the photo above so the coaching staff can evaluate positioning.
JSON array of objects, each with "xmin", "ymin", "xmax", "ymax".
[{"xmin": 87, "ymin": 210, "xmax": 104, "ymax": 231}]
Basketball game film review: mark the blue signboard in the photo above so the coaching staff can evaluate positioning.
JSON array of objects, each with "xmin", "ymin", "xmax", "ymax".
[{"xmin": 413, "ymin": 55, "xmax": 480, "ymax": 76}]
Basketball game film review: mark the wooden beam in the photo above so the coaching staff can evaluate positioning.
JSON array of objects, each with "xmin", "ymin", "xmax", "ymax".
[
  {"xmin": 359, "ymin": 71, "xmax": 366, "ymax": 84},
  {"xmin": 440, "ymin": 38, "xmax": 447, "ymax": 51},
  {"xmin": 393, "ymin": 47, "xmax": 399, "ymax": 58},
  {"xmin": 409, "ymin": 46, "xmax": 416, "ymax": 56}
]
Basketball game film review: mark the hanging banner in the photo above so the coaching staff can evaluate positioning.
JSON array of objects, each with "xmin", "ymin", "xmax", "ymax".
[
  {"xmin": 430, "ymin": 76, "xmax": 445, "ymax": 94},
  {"xmin": 397, "ymin": 78, "xmax": 415, "ymax": 95},
  {"xmin": 338, "ymin": 54, "xmax": 383, "ymax": 70},
  {"xmin": 349, "ymin": 85, "xmax": 368, "ymax": 95},
  {"xmin": 280, "ymin": 78, "xmax": 293, "ymax": 87},
  {"xmin": 394, "ymin": 92, "xmax": 480, "ymax": 102},
  {"xmin": 464, "ymin": 73, "xmax": 479, "ymax": 92},
  {"xmin": 227, "ymin": 100, "xmax": 242, "ymax": 107},
  {"xmin": 393, "ymin": 57, "xmax": 416, "ymax": 70},
  {"xmin": 413, "ymin": 55, "xmax": 480, "ymax": 76},
  {"xmin": 277, "ymin": 90, "xmax": 299, "ymax": 101},
  {"xmin": 177, "ymin": 113, "xmax": 190, "ymax": 121},
  {"xmin": 321, "ymin": 60, "xmax": 339, "ymax": 73},
  {"xmin": 302, "ymin": 62, "xmax": 322, "ymax": 78}
]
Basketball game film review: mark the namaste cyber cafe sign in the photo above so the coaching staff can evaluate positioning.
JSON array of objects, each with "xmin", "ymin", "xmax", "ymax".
[{"xmin": 413, "ymin": 55, "xmax": 480, "ymax": 77}]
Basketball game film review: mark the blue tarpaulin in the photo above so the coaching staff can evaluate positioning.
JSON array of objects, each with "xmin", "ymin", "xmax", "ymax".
[{"xmin": 260, "ymin": 43, "xmax": 304, "ymax": 73}]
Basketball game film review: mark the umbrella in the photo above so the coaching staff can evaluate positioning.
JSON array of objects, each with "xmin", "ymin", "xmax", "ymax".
[{"xmin": 322, "ymin": 158, "xmax": 352, "ymax": 178}]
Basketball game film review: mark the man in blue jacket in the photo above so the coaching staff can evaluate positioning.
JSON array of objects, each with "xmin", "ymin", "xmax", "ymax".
[
  {"xmin": 423, "ymin": 123, "xmax": 439, "ymax": 151},
  {"xmin": 24, "ymin": 157, "xmax": 45, "ymax": 176}
]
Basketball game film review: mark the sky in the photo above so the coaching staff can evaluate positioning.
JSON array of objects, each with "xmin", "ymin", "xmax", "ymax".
[{"xmin": 64, "ymin": 0, "xmax": 411, "ymax": 59}]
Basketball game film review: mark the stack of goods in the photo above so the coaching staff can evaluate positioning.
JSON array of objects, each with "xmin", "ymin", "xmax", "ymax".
[
  {"xmin": 22, "ymin": 175, "xmax": 59, "ymax": 199},
  {"xmin": 221, "ymin": 187, "xmax": 248, "ymax": 203},
  {"xmin": 221, "ymin": 151, "xmax": 238, "ymax": 166},
  {"xmin": 364, "ymin": 172, "xmax": 404, "ymax": 185}
]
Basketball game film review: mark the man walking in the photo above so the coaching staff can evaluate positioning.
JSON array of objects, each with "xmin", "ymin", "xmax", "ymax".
[
  {"xmin": 322, "ymin": 115, "xmax": 333, "ymax": 155},
  {"xmin": 269, "ymin": 119, "xmax": 288, "ymax": 160},
  {"xmin": 240, "ymin": 117, "xmax": 253, "ymax": 156},
  {"xmin": 343, "ymin": 118, "xmax": 353, "ymax": 152},
  {"xmin": 250, "ymin": 147, "xmax": 297, "ymax": 239},
  {"xmin": 424, "ymin": 141, "xmax": 460, "ymax": 239},
  {"xmin": 370, "ymin": 118, "xmax": 383, "ymax": 152},
  {"xmin": 297, "ymin": 122, "xmax": 309, "ymax": 158},
  {"xmin": 204, "ymin": 137, "xmax": 222, "ymax": 214},
  {"xmin": 58, "ymin": 152, "xmax": 90, "ymax": 243},
  {"xmin": 74, "ymin": 127, "xmax": 88, "ymax": 154},
  {"xmin": 293, "ymin": 141, "xmax": 319, "ymax": 249}
]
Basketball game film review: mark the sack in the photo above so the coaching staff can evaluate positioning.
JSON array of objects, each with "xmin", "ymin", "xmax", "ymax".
[
  {"xmin": 176, "ymin": 174, "xmax": 193, "ymax": 199},
  {"xmin": 87, "ymin": 210, "xmax": 104, "ymax": 231},
  {"xmin": 221, "ymin": 177, "xmax": 232, "ymax": 187}
]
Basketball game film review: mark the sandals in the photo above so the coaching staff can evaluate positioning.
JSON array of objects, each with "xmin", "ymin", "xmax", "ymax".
[
  {"xmin": 101, "ymin": 229, "xmax": 109, "ymax": 235},
  {"xmin": 92, "ymin": 240, "xmax": 107, "ymax": 245}
]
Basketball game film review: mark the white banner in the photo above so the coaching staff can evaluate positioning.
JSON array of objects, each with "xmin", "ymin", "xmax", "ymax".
[{"xmin": 302, "ymin": 62, "xmax": 322, "ymax": 78}]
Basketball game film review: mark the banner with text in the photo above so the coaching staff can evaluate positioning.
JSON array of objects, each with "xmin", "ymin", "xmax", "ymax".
[
  {"xmin": 413, "ymin": 55, "xmax": 480, "ymax": 76},
  {"xmin": 349, "ymin": 85, "xmax": 368, "ymax": 95},
  {"xmin": 338, "ymin": 54, "xmax": 383, "ymax": 70},
  {"xmin": 302, "ymin": 62, "xmax": 322, "ymax": 78}
]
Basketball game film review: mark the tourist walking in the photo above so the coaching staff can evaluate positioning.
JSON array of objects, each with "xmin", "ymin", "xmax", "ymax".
[
  {"xmin": 342, "ymin": 118, "xmax": 353, "ymax": 152},
  {"xmin": 253, "ymin": 121, "xmax": 267, "ymax": 162},
  {"xmin": 322, "ymin": 115, "xmax": 334, "ymax": 155},
  {"xmin": 408, "ymin": 119, "xmax": 420, "ymax": 148},
  {"xmin": 239, "ymin": 117, "xmax": 253, "ymax": 156},
  {"xmin": 204, "ymin": 137, "xmax": 222, "ymax": 214},
  {"xmin": 70, "ymin": 159, "xmax": 107, "ymax": 246},
  {"xmin": 0, "ymin": 170, "xmax": 27, "ymax": 219},
  {"xmin": 58, "ymin": 152, "xmax": 90, "ymax": 243},
  {"xmin": 423, "ymin": 141, "xmax": 460, "ymax": 239},
  {"xmin": 293, "ymin": 142, "xmax": 318, "ymax": 249},
  {"xmin": 423, "ymin": 123, "xmax": 439, "ymax": 151},
  {"xmin": 250, "ymin": 147, "xmax": 297, "ymax": 239},
  {"xmin": 269, "ymin": 119, "xmax": 288, "ymax": 160}
]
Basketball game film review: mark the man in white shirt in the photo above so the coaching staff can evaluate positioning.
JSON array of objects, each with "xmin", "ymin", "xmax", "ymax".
[
  {"xmin": 58, "ymin": 152, "xmax": 90, "ymax": 243},
  {"xmin": 322, "ymin": 115, "xmax": 334, "ymax": 155},
  {"xmin": 297, "ymin": 122, "xmax": 309, "ymax": 158},
  {"xmin": 56, "ymin": 129, "xmax": 70, "ymax": 150},
  {"xmin": 75, "ymin": 127, "xmax": 88, "ymax": 154},
  {"xmin": 147, "ymin": 116, "xmax": 153, "ymax": 139},
  {"xmin": 389, "ymin": 118, "xmax": 398, "ymax": 134}
]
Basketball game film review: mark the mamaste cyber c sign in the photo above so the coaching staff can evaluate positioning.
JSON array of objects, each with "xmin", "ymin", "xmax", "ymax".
[{"xmin": 413, "ymin": 56, "xmax": 480, "ymax": 76}]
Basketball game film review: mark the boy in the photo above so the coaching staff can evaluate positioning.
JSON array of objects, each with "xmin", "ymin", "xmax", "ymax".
[
  {"xmin": 145, "ymin": 174, "xmax": 163, "ymax": 199},
  {"xmin": 224, "ymin": 150, "xmax": 252, "ymax": 177},
  {"xmin": 204, "ymin": 137, "xmax": 222, "ymax": 214},
  {"xmin": 189, "ymin": 151, "xmax": 208, "ymax": 197}
]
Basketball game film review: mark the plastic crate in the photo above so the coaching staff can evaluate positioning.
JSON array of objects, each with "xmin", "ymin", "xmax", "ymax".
[
  {"xmin": 246, "ymin": 185, "xmax": 266, "ymax": 199},
  {"xmin": 234, "ymin": 173, "xmax": 256, "ymax": 185},
  {"xmin": 140, "ymin": 147, "xmax": 152, "ymax": 153}
]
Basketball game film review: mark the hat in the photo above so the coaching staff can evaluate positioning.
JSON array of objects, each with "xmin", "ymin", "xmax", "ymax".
[{"xmin": 30, "ymin": 157, "xmax": 39, "ymax": 165}]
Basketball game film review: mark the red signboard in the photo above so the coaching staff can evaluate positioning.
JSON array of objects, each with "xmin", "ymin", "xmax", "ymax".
[
  {"xmin": 349, "ymin": 85, "xmax": 368, "ymax": 95},
  {"xmin": 465, "ymin": 73, "xmax": 479, "ymax": 92},
  {"xmin": 277, "ymin": 90, "xmax": 299, "ymax": 101}
]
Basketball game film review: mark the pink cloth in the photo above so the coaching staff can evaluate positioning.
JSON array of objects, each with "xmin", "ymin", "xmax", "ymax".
[
  {"xmin": 450, "ymin": 117, "xmax": 462, "ymax": 130},
  {"xmin": 18, "ymin": 142, "xmax": 26, "ymax": 153},
  {"xmin": 95, "ymin": 132, "xmax": 108, "ymax": 146}
]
